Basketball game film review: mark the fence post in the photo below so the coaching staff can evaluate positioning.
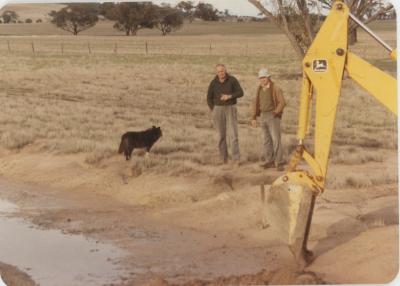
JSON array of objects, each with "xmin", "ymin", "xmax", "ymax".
[
  {"xmin": 145, "ymin": 41, "xmax": 148, "ymax": 55},
  {"xmin": 31, "ymin": 42, "xmax": 35, "ymax": 54},
  {"xmin": 88, "ymin": 43, "xmax": 91, "ymax": 54},
  {"xmin": 209, "ymin": 43, "xmax": 212, "ymax": 54},
  {"xmin": 114, "ymin": 43, "xmax": 118, "ymax": 54},
  {"xmin": 7, "ymin": 40, "xmax": 11, "ymax": 53}
]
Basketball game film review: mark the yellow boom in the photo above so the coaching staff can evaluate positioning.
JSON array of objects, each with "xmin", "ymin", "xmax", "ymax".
[{"xmin": 266, "ymin": 0, "xmax": 397, "ymax": 267}]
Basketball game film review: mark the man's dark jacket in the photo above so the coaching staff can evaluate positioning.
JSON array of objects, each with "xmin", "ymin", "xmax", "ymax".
[{"xmin": 207, "ymin": 74, "xmax": 244, "ymax": 110}]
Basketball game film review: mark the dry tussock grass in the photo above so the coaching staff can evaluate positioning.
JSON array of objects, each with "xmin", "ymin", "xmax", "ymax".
[
  {"xmin": 0, "ymin": 30, "xmax": 397, "ymax": 188},
  {"xmin": 327, "ymin": 168, "xmax": 398, "ymax": 190}
]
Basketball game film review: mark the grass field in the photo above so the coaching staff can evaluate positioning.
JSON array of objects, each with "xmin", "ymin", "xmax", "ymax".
[
  {"xmin": 0, "ymin": 15, "xmax": 397, "ymax": 189},
  {"xmin": 0, "ymin": 20, "xmax": 288, "ymax": 36}
]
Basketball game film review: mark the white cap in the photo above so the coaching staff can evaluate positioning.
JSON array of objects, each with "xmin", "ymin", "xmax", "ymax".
[{"xmin": 258, "ymin": 68, "xmax": 271, "ymax": 78}]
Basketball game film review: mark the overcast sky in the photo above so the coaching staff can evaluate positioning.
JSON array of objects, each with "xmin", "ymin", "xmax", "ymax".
[
  {"xmin": 2, "ymin": 0, "xmax": 259, "ymax": 16},
  {"xmin": 4, "ymin": 0, "xmax": 399, "ymax": 17},
  {"xmin": 152, "ymin": 0, "xmax": 260, "ymax": 16}
]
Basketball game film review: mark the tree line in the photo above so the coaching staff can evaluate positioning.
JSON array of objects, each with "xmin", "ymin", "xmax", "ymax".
[
  {"xmin": 0, "ymin": 10, "xmax": 42, "ymax": 24},
  {"xmin": 0, "ymin": 1, "xmax": 228, "ymax": 36},
  {"xmin": 0, "ymin": 0, "xmax": 395, "ymax": 45}
]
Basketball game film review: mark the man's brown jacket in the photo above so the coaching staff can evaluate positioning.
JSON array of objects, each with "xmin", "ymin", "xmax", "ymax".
[{"xmin": 252, "ymin": 81, "xmax": 286, "ymax": 120}]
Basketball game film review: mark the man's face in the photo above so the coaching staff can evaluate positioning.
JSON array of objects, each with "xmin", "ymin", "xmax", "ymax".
[
  {"xmin": 216, "ymin": 66, "xmax": 226, "ymax": 81},
  {"xmin": 259, "ymin": 77, "xmax": 270, "ymax": 86}
]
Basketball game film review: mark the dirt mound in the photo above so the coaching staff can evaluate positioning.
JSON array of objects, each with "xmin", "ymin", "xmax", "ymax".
[
  {"xmin": 0, "ymin": 262, "xmax": 37, "ymax": 286},
  {"xmin": 143, "ymin": 268, "xmax": 325, "ymax": 286}
]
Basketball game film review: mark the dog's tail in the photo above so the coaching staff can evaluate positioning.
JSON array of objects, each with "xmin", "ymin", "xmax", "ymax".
[{"xmin": 118, "ymin": 138, "xmax": 124, "ymax": 154}]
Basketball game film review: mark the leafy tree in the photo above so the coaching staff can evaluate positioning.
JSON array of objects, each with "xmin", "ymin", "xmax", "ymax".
[
  {"xmin": 2, "ymin": 10, "xmax": 18, "ymax": 24},
  {"xmin": 110, "ymin": 2, "xmax": 158, "ymax": 36},
  {"xmin": 155, "ymin": 7, "xmax": 184, "ymax": 36},
  {"xmin": 194, "ymin": 3, "xmax": 219, "ymax": 21},
  {"xmin": 49, "ymin": 5, "xmax": 99, "ymax": 35},
  {"xmin": 98, "ymin": 3, "xmax": 118, "ymax": 20}
]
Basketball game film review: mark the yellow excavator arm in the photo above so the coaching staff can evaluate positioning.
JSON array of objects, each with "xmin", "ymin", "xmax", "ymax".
[{"xmin": 266, "ymin": 0, "xmax": 397, "ymax": 267}]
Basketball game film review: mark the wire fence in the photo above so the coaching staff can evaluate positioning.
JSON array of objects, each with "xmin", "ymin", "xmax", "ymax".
[
  {"xmin": 0, "ymin": 37, "xmax": 394, "ymax": 60},
  {"xmin": 0, "ymin": 40, "xmax": 291, "ymax": 57}
]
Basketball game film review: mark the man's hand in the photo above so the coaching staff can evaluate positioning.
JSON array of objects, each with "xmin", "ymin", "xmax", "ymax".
[
  {"xmin": 220, "ymin": 94, "xmax": 232, "ymax": 101},
  {"xmin": 251, "ymin": 120, "xmax": 257, "ymax": 128}
]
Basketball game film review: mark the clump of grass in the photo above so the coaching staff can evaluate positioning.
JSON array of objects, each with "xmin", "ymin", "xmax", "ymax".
[
  {"xmin": 51, "ymin": 139, "xmax": 97, "ymax": 154},
  {"xmin": 331, "ymin": 148, "xmax": 384, "ymax": 165},
  {"xmin": 368, "ymin": 219, "xmax": 386, "ymax": 228},
  {"xmin": 327, "ymin": 169, "xmax": 398, "ymax": 189},
  {"xmin": 1, "ymin": 131, "xmax": 35, "ymax": 150},
  {"xmin": 164, "ymin": 159, "xmax": 198, "ymax": 176},
  {"xmin": 123, "ymin": 155, "xmax": 197, "ymax": 177},
  {"xmin": 85, "ymin": 147, "xmax": 115, "ymax": 165},
  {"xmin": 240, "ymin": 129, "xmax": 262, "ymax": 163},
  {"xmin": 152, "ymin": 143, "xmax": 193, "ymax": 155}
]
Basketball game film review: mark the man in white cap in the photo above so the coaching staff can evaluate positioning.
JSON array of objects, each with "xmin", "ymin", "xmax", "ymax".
[{"xmin": 251, "ymin": 68, "xmax": 286, "ymax": 171}]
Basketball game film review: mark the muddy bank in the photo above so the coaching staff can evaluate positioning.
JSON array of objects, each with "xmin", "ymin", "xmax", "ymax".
[
  {"xmin": 143, "ymin": 268, "xmax": 326, "ymax": 286},
  {"xmin": 0, "ymin": 262, "xmax": 37, "ymax": 286}
]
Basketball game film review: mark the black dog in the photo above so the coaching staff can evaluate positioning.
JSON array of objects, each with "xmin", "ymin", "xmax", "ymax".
[{"xmin": 118, "ymin": 126, "xmax": 162, "ymax": 160}]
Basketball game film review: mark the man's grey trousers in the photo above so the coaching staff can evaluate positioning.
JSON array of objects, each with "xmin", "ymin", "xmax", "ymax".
[
  {"xmin": 213, "ymin": 105, "xmax": 240, "ymax": 162},
  {"xmin": 260, "ymin": 112, "xmax": 284, "ymax": 165}
]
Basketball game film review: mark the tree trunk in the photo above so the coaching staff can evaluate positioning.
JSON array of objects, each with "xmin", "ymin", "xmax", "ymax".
[
  {"xmin": 348, "ymin": 28, "xmax": 357, "ymax": 45},
  {"xmin": 248, "ymin": 0, "xmax": 306, "ymax": 59}
]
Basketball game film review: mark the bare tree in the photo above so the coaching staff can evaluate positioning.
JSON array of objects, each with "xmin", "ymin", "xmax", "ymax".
[{"xmin": 248, "ymin": 0, "xmax": 394, "ymax": 58}]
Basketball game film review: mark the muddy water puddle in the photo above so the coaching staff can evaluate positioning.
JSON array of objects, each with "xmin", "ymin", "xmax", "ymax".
[{"xmin": 0, "ymin": 199, "xmax": 128, "ymax": 286}]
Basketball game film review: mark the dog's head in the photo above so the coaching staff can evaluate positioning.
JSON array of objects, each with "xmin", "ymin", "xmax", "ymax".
[{"xmin": 152, "ymin": 126, "xmax": 162, "ymax": 139}]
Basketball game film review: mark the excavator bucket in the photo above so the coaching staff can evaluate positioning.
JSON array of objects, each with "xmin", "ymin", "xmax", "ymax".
[{"xmin": 265, "ymin": 172, "xmax": 319, "ymax": 267}]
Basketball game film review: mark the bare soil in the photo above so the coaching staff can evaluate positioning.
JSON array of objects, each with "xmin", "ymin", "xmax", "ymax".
[
  {"xmin": 0, "ymin": 147, "xmax": 398, "ymax": 285},
  {"xmin": 0, "ymin": 262, "xmax": 37, "ymax": 286}
]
